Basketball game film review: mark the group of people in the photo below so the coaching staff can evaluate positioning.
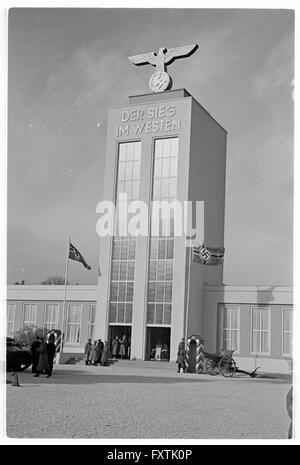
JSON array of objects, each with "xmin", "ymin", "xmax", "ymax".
[
  {"xmin": 84, "ymin": 338, "xmax": 109, "ymax": 366},
  {"xmin": 111, "ymin": 334, "xmax": 129, "ymax": 359},
  {"xmin": 86, "ymin": 336, "xmax": 185, "ymax": 371},
  {"xmin": 84, "ymin": 335, "xmax": 129, "ymax": 363},
  {"xmin": 31, "ymin": 334, "xmax": 56, "ymax": 378}
]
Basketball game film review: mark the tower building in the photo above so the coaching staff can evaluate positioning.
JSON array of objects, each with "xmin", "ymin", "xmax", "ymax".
[{"xmin": 95, "ymin": 85, "xmax": 227, "ymax": 361}]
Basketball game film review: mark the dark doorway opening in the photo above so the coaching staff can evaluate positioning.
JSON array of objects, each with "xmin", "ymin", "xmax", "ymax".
[
  {"xmin": 108, "ymin": 325, "xmax": 132, "ymax": 359},
  {"xmin": 146, "ymin": 327, "xmax": 170, "ymax": 361}
]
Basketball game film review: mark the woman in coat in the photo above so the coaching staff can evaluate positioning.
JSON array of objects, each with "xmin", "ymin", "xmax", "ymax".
[
  {"xmin": 101, "ymin": 341, "xmax": 109, "ymax": 366},
  {"xmin": 30, "ymin": 335, "xmax": 41, "ymax": 374},
  {"xmin": 112, "ymin": 336, "xmax": 120, "ymax": 359},
  {"xmin": 46, "ymin": 334, "xmax": 56, "ymax": 378},
  {"xmin": 119, "ymin": 335, "xmax": 127, "ymax": 359},
  {"xmin": 90, "ymin": 341, "xmax": 98, "ymax": 366},
  {"xmin": 34, "ymin": 337, "xmax": 49, "ymax": 377},
  {"xmin": 96, "ymin": 339, "xmax": 103, "ymax": 365},
  {"xmin": 84, "ymin": 338, "xmax": 92, "ymax": 365},
  {"xmin": 177, "ymin": 338, "xmax": 186, "ymax": 373}
]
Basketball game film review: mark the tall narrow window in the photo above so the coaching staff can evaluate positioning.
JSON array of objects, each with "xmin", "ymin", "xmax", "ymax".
[
  {"xmin": 88, "ymin": 303, "xmax": 96, "ymax": 340},
  {"xmin": 251, "ymin": 307, "xmax": 270, "ymax": 354},
  {"xmin": 44, "ymin": 303, "xmax": 59, "ymax": 331},
  {"xmin": 147, "ymin": 138, "xmax": 178, "ymax": 326},
  {"xmin": 7, "ymin": 303, "xmax": 15, "ymax": 337},
  {"xmin": 282, "ymin": 307, "xmax": 293, "ymax": 356},
  {"xmin": 23, "ymin": 303, "xmax": 37, "ymax": 330},
  {"xmin": 219, "ymin": 306, "xmax": 240, "ymax": 352},
  {"xmin": 109, "ymin": 141, "xmax": 141, "ymax": 324},
  {"xmin": 66, "ymin": 304, "xmax": 82, "ymax": 343}
]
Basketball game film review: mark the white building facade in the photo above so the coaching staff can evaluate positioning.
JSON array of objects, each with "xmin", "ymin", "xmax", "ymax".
[{"xmin": 6, "ymin": 284, "xmax": 293, "ymax": 373}]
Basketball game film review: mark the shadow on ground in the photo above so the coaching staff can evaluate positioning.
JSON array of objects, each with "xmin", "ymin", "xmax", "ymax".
[
  {"xmin": 7, "ymin": 370, "xmax": 213, "ymax": 385},
  {"xmin": 7, "ymin": 369, "xmax": 292, "ymax": 386},
  {"xmin": 256, "ymin": 372, "xmax": 291, "ymax": 380}
]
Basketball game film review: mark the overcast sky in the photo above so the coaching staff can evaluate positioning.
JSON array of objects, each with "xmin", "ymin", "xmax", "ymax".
[{"xmin": 6, "ymin": 7, "xmax": 294, "ymax": 286}]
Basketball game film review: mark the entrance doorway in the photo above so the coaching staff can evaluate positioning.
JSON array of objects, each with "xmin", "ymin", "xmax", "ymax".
[
  {"xmin": 108, "ymin": 325, "xmax": 132, "ymax": 359},
  {"xmin": 146, "ymin": 327, "xmax": 171, "ymax": 361}
]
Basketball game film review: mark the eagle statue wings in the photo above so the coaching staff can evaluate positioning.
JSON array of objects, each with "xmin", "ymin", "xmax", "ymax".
[{"xmin": 128, "ymin": 44, "xmax": 198, "ymax": 73}]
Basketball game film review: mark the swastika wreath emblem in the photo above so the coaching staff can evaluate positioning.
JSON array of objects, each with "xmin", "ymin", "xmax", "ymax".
[{"xmin": 199, "ymin": 247, "xmax": 211, "ymax": 261}]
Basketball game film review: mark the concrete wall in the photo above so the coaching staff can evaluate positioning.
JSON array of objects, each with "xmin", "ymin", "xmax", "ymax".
[
  {"xmin": 6, "ymin": 284, "xmax": 293, "ymax": 371},
  {"xmin": 203, "ymin": 285, "xmax": 293, "ymax": 373},
  {"xmin": 7, "ymin": 285, "xmax": 98, "ymax": 354},
  {"xmin": 96, "ymin": 89, "xmax": 197, "ymax": 361},
  {"xmin": 185, "ymin": 98, "xmax": 227, "ymax": 342}
]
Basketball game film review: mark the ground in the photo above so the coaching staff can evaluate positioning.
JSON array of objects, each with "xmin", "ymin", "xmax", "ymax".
[{"xmin": 6, "ymin": 360, "xmax": 292, "ymax": 440}]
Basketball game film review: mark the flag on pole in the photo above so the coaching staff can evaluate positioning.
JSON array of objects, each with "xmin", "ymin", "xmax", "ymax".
[
  {"xmin": 192, "ymin": 243, "xmax": 225, "ymax": 265},
  {"xmin": 69, "ymin": 242, "xmax": 91, "ymax": 270}
]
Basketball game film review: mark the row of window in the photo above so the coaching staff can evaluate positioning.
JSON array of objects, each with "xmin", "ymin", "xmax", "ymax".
[
  {"xmin": 7, "ymin": 302, "xmax": 97, "ymax": 344},
  {"xmin": 109, "ymin": 138, "xmax": 179, "ymax": 325},
  {"xmin": 146, "ymin": 138, "xmax": 178, "ymax": 326},
  {"xmin": 7, "ymin": 302, "xmax": 293, "ymax": 355},
  {"xmin": 220, "ymin": 306, "xmax": 293, "ymax": 356},
  {"xmin": 108, "ymin": 141, "xmax": 141, "ymax": 324}
]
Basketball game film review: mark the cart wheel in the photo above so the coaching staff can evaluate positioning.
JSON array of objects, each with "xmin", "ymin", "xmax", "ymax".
[
  {"xmin": 206, "ymin": 358, "xmax": 219, "ymax": 376},
  {"xmin": 219, "ymin": 357, "xmax": 236, "ymax": 377}
]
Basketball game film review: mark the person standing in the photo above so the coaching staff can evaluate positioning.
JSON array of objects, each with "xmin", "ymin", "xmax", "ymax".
[
  {"xmin": 46, "ymin": 334, "xmax": 56, "ymax": 378},
  {"xmin": 112, "ymin": 336, "xmax": 120, "ymax": 359},
  {"xmin": 34, "ymin": 337, "xmax": 49, "ymax": 377},
  {"xmin": 96, "ymin": 339, "xmax": 103, "ymax": 365},
  {"xmin": 90, "ymin": 340, "xmax": 98, "ymax": 366},
  {"xmin": 101, "ymin": 341, "xmax": 109, "ymax": 366},
  {"xmin": 30, "ymin": 335, "xmax": 41, "ymax": 374},
  {"xmin": 119, "ymin": 334, "xmax": 127, "ymax": 360},
  {"xmin": 84, "ymin": 338, "xmax": 92, "ymax": 365},
  {"xmin": 177, "ymin": 338, "xmax": 186, "ymax": 373}
]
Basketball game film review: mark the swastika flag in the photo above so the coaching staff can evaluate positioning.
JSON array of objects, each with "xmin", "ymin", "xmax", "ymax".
[
  {"xmin": 192, "ymin": 243, "xmax": 225, "ymax": 265},
  {"xmin": 69, "ymin": 242, "xmax": 91, "ymax": 270}
]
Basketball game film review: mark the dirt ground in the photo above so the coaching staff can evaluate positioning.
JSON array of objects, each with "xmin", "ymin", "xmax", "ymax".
[{"xmin": 5, "ymin": 360, "xmax": 292, "ymax": 440}]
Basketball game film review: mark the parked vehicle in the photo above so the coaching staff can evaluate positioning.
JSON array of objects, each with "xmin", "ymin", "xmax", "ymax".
[{"xmin": 6, "ymin": 337, "xmax": 32, "ymax": 372}]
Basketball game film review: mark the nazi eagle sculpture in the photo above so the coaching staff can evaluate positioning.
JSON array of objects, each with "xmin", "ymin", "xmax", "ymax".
[{"xmin": 128, "ymin": 44, "xmax": 198, "ymax": 93}]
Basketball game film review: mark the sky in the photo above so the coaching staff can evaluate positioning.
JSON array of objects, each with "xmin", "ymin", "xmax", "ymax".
[{"xmin": 6, "ymin": 7, "xmax": 294, "ymax": 286}]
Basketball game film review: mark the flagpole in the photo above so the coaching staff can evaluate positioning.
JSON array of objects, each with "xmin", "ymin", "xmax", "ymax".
[
  {"xmin": 185, "ymin": 237, "xmax": 192, "ymax": 343},
  {"xmin": 60, "ymin": 236, "xmax": 70, "ymax": 357}
]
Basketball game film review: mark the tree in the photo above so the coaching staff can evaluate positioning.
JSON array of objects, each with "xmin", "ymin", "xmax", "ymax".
[
  {"xmin": 41, "ymin": 276, "xmax": 69, "ymax": 285},
  {"xmin": 13, "ymin": 327, "xmax": 49, "ymax": 346}
]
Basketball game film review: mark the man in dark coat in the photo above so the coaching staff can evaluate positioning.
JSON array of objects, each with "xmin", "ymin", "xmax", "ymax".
[
  {"xmin": 34, "ymin": 337, "xmax": 49, "ymax": 377},
  {"xmin": 101, "ymin": 341, "xmax": 109, "ymax": 366},
  {"xmin": 84, "ymin": 338, "xmax": 92, "ymax": 365},
  {"xmin": 30, "ymin": 335, "xmax": 41, "ymax": 374},
  {"xmin": 177, "ymin": 338, "xmax": 186, "ymax": 373},
  {"xmin": 96, "ymin": 339, "xmax": 104, "ymax": 365},
  {"xmin": 46, "ymin": 334, "xmax": 56, "ymax": 378},
  {"xmin": 112, "ymin": 336, "xmax": 120, "ymax": 359}
]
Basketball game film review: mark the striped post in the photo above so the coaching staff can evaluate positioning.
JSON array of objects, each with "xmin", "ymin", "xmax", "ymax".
[
  {"xmin": 55, "ymin": 334, "xmax": 61, "ymax": 354},
  {"xmin": 199, "ymin": 338, "xmax": 205, "ymax": 374},
  {"xmin": 186, "ymin": 335, "xmax": 203, "ymax": 373},
  {"xmin": 185, "ymin": 338, "xmax": 190, "ymax": 372},
  {"xmin": 47, "ymin": 329, "xmax": 61, "ymax": 364},
  {"xmin": 195, "ymin": 338, "xmax": 201, "ymax": 373}
]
